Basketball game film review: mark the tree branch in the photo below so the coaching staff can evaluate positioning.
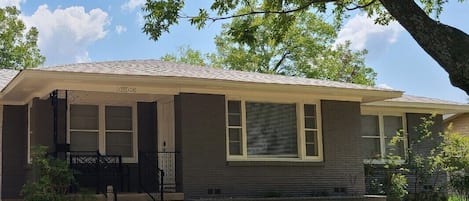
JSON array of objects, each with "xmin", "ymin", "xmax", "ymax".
[
  {"xmin": 272, "ymin": 51, "xmax": 290, "ymax": 73},
  {"xmin": 179, "ymin": 0, "xmax": 335, "ymax": 22},
  {"xmin": 379, "ymin": 0, "xmax": 469, "ymax": 94},
  {"xmin": 345, "ymin": 0, "xmax": 377, "ymax": 11}
]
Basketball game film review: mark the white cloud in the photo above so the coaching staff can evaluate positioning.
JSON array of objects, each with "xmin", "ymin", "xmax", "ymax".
[
  {"xmin": 335, "ymin": 14, "xmax": 403, "ymax": 57},
  {"xmin": 377, "ymin": 83, "xmax": 394, "ymax": 90},
  {"xmin": 121, "ymin": 0, "xmax": 145, "ymax": 11},
  {"xmin": 115, "ymin": 25, "xmax": 127, "ymax": 34},
  {"xmin": 22, "ymin": 5, "xmax": 110, "ymax": 65},
  {"xmin": 0, "ymin": 0, "xmax": 25, "ymax": 9}
]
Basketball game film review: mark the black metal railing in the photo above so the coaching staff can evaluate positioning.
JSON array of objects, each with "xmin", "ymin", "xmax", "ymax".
[
  {"xmin": 69, "ymin": 151, "xmax": 124, "ymax": 195},
  {"xmin": 138, "ymin": 151, "xmax": 179, "ymax": 201}
]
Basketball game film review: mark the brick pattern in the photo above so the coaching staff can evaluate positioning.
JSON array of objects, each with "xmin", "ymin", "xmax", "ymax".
[{"xmin": 175, "ymin": 93, "xmax": 365, "ymax": 199}]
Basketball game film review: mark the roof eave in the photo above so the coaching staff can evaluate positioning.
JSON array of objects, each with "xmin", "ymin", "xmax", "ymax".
[
  {"xmin": 0, "ymin": 69, "xmax": 402, "ymax": 104},
  {"xmin": 363, "ymin": 101, "xmax": 469, "ymax": 114}
]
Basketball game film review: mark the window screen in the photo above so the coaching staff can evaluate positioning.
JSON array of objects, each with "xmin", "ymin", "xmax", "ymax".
[
  {"xmin": 70, "ymin": 105, "xmax": 99, "ymax": 152},
  {"xmin": 246, "ymin": 102, "xmax": 297, "ymax": 157},
  {"xmin": 105, "ymin": 106, "xmax": 133, "ymax": 157}
]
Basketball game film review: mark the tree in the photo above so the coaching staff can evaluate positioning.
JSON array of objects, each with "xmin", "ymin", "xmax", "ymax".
[
  {"xmin": 142, "ymin": 0, "xmax": 469, "ymax": 94},
  {"xmin": 0, "ymin": 6, "xmax": 45, "ymax": 69},
  {"xmin": 161, "ymin": 46, "xmax": 209, "ymax": 66},
  {"xmin": 161, "ymin": 11, "xmax": 376, "ymax": 85}
]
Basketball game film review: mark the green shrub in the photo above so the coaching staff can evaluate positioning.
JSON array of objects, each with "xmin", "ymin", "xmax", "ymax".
[
  {"xmin": 387, "ymin": 173, "xmax": 408, "ymax": 201},
  {"xmin": 21, "ymin": 146, "xmax": 74, "ymax": 201}
]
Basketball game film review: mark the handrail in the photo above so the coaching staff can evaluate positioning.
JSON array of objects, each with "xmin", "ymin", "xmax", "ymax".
[
  {"xmin": 138, "ymin": 151, "xmax": 179, "ymax": 201},
  {"xmin": 138, "ymin": 151, "xmax": 158, "ymax": 201}
]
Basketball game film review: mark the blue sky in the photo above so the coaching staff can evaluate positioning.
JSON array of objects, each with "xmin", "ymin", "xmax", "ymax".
[{"xmin": 2, "ymin": 0, "xmax": 468, "ymax": 103}]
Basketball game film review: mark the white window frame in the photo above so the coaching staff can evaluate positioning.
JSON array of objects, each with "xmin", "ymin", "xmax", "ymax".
[
  {"xmin": 226, "ymin": 97, "xmax": 323, "ymax": 162},
  {"xmin": 361, "ymin": 112, "xmax": 407, "ymax": 164},
  {"xmin": 68, "ymin": 103, "xmax": 138, "ymax": 163}
]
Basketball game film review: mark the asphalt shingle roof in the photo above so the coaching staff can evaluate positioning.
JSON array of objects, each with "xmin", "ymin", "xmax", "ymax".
[
  {"xmin": 385, "ymin": 95, "xmax": 467, "ymax": 105},
  {"xmin": 35, "ymin": 59, "xmax": 395, "ymax": 92},
  {"xmin": 0, "ymin": 69, "xmax": 19, "ymax": 90}
]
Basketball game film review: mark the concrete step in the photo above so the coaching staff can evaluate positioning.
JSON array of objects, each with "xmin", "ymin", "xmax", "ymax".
[{"xmin": 117, "ymin": 192, "xmax": 184, "ymax": 201}]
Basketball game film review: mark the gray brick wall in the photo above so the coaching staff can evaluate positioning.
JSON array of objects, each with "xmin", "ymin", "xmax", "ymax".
[
  {"xmin": 175, "ymin": 93, "xmax": 365, "ymax": 199},
  {"xmin": 2, "ymin": 105, "xmax": 28, "ymax": 199}
]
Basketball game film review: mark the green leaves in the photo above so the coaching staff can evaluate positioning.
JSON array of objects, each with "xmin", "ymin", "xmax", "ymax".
[
  {"xmin": 22, "ymin": 146, "xmax": 75, "ymax": 201},
  {"xmin": 0, "ymin": 7, "xmax": 45, "ymax": 69},
  {"xmin": 142, "ymin": 0, "xmax": 184, "ymax": 41}
]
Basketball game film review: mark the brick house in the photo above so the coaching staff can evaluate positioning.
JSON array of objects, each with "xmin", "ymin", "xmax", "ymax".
[{"xmin": 0, "ymin": 60, "xmax": 467, "ymax": 201}]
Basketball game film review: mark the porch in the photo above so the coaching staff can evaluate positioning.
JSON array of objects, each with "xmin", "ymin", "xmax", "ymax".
[
  {"xmin": 35, "ymin": 90, "xmax": 182, "ymax": 200},
  {"xmin": 67, "ymin": 150, "xmax": 181, "ymax": 200}
]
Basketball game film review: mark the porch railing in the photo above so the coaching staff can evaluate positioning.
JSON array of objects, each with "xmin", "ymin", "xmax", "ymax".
[
  {"xmin": 138, "ymin": 151, "xmax": 179, "ymax": 201},
  {"xmin": 68, "ymin": 151, "xmax": 124, "ymax": 194}
]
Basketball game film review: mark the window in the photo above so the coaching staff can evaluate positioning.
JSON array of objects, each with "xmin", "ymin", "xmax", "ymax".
[
  {"xmin": 361, "ymin": 113, "xmax": 406, "ymax": 162},
  {"xmin": 69, "ymin": 104, "xmax": 137, "ymax": 162},
  {"xmin": 226, "ymin": 100, "xmax": 322, "ymax": 161}
]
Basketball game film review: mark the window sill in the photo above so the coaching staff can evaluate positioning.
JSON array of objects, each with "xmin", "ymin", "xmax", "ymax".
[{"xmin": 226, "ymin": 159, "xmax": 324, "ymax": 167}]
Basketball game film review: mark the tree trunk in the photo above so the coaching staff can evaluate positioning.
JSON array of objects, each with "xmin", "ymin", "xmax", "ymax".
[{"xmin": 379, "ymin": 0, "xmax": 469, "ymax": 95}]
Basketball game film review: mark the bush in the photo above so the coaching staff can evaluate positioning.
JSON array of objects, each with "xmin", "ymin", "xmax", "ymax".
[
  {"xmin": 21, "ymin": 146, "xmax": 74, "ymax": 201},
  {"xmin": 387, "ymin": 173, "xmax": 408, "ymax": 201}
]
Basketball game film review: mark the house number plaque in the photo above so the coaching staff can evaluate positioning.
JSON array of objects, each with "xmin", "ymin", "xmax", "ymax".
[{"xmin": 117, "ymin": 86, "xmax": 137, "ymax": 93}]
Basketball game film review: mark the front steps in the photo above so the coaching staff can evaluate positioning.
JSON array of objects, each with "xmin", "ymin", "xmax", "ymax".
[{"xmin": 116, "ymin": 192, "xmax": 184, "ymax": 201}]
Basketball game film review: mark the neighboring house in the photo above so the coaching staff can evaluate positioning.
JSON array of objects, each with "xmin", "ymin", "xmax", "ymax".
[
  {"xmin": 0, "ymin": 60, "xmax": 467, "ymax": 201},
  {"xmin": 361, "ymin": 95, "xmax": 469, "ymax": 195},
  {"xmin": 444, "ymin": 113, "xmax": 469, "ymax": 136}
]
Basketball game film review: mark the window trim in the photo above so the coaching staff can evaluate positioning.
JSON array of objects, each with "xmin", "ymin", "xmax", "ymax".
[
  {"xmin": 361, "ymin": 112, "xmax": 407, "ymax": 164},
  {"xmin": 225, "ymin": 98, "xmax": 323, "ymax": 162},
  {"xmin": 67, "ymin": 103, "xmax": 138, "ymax": 163}
]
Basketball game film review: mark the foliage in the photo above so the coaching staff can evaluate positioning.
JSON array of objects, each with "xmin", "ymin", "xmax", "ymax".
[
  {"xmin": 142, "ymin": 0, "xmax": 459, "ymax": 41},
  {"xmin": 381, "ymin": 115, "xmax": 446, "ymax": 201},
  {"xmin": 161, "ymin": 46, "xmax": 209, "ymax": 66},
  {"xmin": 436, "ymin": 126, "xmax": 469, "ymax": 199},
  {"xmin": 387, "ymin": 173, "xmax": 408, "ymax": 201},
  {"xmin": 449, "ymin": 194, "xmax": 469, "ymax": 201},
  {"xmin": 161, "ymin": 11, "xmax": 376, "ymax": 85},
  {"xmin": 378, "ymin": 115, "xmax": 469, "ymax": 201},
  {"xmin": 0, "ymin": 7, "xmax": 45, "ymax": 69},
  {"xmin": 21, "ymin": 146, "xmax": 74, "ymax": 201},
  {"xmin": 142, "ymin": 0, "xmax": 469, "ymax": 95}
]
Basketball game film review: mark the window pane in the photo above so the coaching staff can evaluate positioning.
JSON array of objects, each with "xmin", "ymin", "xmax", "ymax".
[
  {"xmin": 305, "ymin": 131, "xmax": 318, "ymax": 156},
  {"xmin": 305, "ymin": 117, "xmax": 317, "ymax": 129},
  {"xmin": 229, "ymin": 142, "xmax": 241, "ymax": 155},
  {"xmin": 228, "ymin": 101, "xmax": 241, "ymax": 113},
  {"xmin": 246, "ymin": 102, "xmax": 297, "ymax": 157},
  {"xmin": 228, "ymin": 114, "xmax": 241, "ymax": 126},
  {"xmin": 306, "ymin": 144, "xmax": 318, "ymax": 156},
  {"xmin": 304, "ymin": 104, "xmax": 316, "ymax": 117},
  {"xmin": 106, "ymin": 106, "xmax": 132, "ymax": 130},
  {"xmin": 70, "ymin": 131, "xmax": 98, "ymax": 152},
  {"xmin": 386, "ymin": 138, "xmax": 405, "ymax": 158},
  {"xmin": 362, "ymin": 138, "xmax": 381, "ymax": 159},
  {"xmin": 70, "ymin": 105, "xmax": 98, "ymax": 130},
  {"xmin": 106, "ymin": 132, "xmax": 133, "ymax": 157},
  {"xmin": 305, "ymin": 130, "xmax": 317, "ymax": 143},
  {"xmin": 361, "ymin": 115, "xmax": 379, "ymax": 136},
  {"xmin": 229, "ymin": 128, "xmax": 241, "ymax": 141},
  {"xmin": 384, "ymin": 116, "xmax": 403, "ymax": 138}
]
